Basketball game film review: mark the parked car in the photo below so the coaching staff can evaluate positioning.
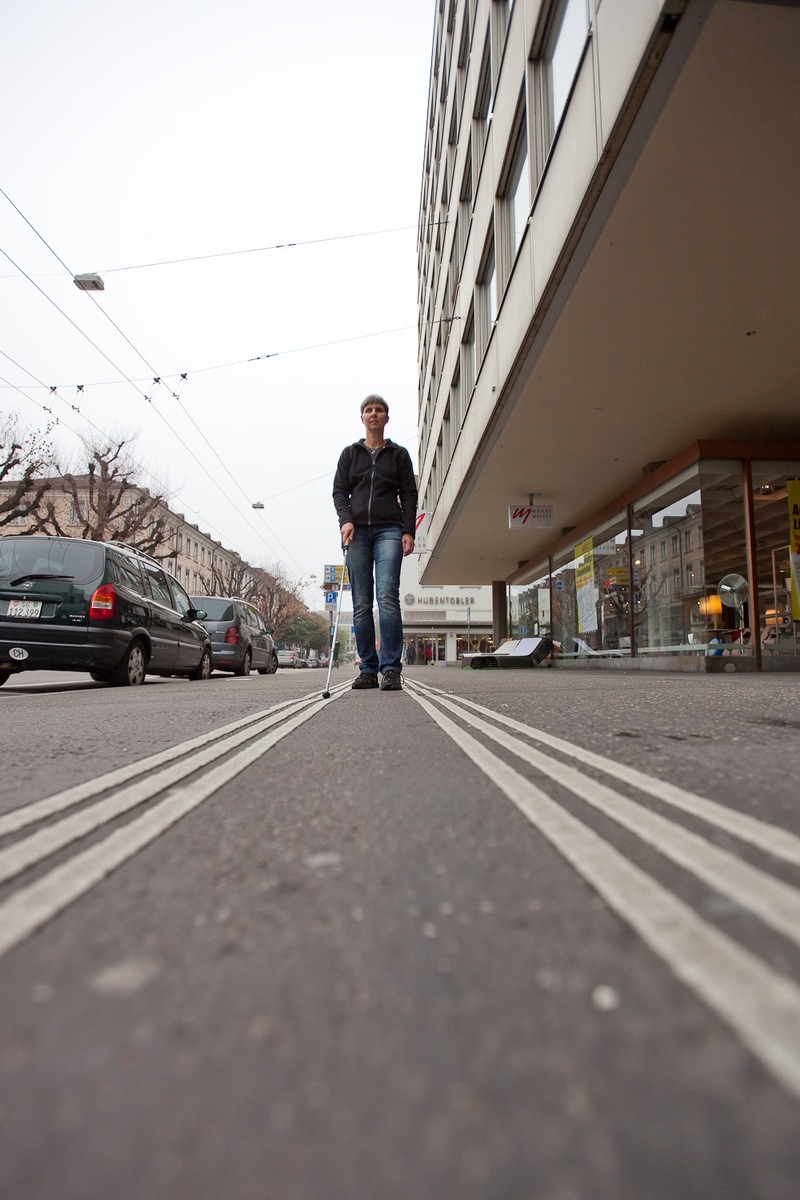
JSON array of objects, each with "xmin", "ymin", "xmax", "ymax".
[
  {"xmin": 0, "ymin": 535, "xmax": 212, "ymax": 687},
  {"xmin": 190, "ymin": 595, "xmax": 277, "ymax": 676},
  {"xmin": 276, "ymin": 648, "xmax": 301, "ymax": 668}
]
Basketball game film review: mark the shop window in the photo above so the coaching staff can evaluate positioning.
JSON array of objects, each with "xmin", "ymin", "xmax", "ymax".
[
  {"xmin": 751, "ymin": 461, "xmax": 800, "ymax": 657},
  {"xmin": 634, "ymin": 460, "xmax": 747, "ymax": 655},
  {"xmin": 552, "ymin": 513, "xmax": 628, "ymax": 657}
]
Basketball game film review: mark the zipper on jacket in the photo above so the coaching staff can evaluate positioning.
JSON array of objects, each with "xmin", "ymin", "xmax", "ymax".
[{"xmin": 365, "ymin": 443, "xmax": 383, "ymax": 526}]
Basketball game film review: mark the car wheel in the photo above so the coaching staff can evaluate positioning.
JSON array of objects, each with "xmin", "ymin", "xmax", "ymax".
[
  {"xmin": 90, "ymin": 669, "xmax": 111, "ymax": 683},
  {"xmin": 234, "ymin": 648, "xmax": 252, "ymax": 677},
  {"xmin": 109, "ymin": 640, "xmax": 147, "ymax": 687},
  {"xmin": 189, "ymin": 647, "xmax": 212, "ymax": 681},
  {"xmin": 0, "ymin": 669, "xmax": 11, "ymax": 686},
  {"xmin": 263, "ymin": 652, "xmax": 278, "ymax": 675}
]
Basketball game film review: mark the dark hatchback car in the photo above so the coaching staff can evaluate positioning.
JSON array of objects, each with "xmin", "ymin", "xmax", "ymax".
[
  {"xmin": 0, "ymin": 536, "xmax": 212, "ymax": 687},
  {"xmin": 190, "ymin": 596, "xmax": 278, "ymax": 676}
]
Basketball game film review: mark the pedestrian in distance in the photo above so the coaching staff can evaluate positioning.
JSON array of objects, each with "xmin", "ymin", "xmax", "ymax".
[{"xmin": 333, "ymin": 394, "xmax": 418, "ymax": 691}]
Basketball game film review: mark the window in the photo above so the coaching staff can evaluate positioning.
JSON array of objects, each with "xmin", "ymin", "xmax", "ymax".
[
  {"xmin": 660, "ymin": 539, "xmax": 667, "ymax": 561},
  {"xmin": 461, "ymin": 308, "xmax": 476, "ymax": 402},
  {"xmin": 477, "ymin": 232, "xmax": 496, "ymax": 358},
  {"xmin": 498, "ymin": 97, "xmax": 530, "ymax": 283},
  {"xmin": 450, "ymin": 366, "xmax": 463, "ymax": 440},
  {"xmin": 673, "ymin": 568, "xmax": 682, "ymax": 595},
  {"xmin": 539, "ymin": 0, "xmax": 589, "ymax": 156},
  {"xmin": 109, "ymin": 553, "xmax": 143, "ymax": 592},
  {"xmin": 684, "ymin": 529, "xmax": 692, "ymax": 551},
  {"xmin": 142, "ymin": 561, "xmax": 175, "ymax": 609},
  {"xmin": 168, "ymin": 576, "xmax": 194, "ymax": 618},
  {"xmin": 472, "ymin": 32, "xmax": 492, "ymax": 172},
  {"xmin": 672, "ymin": 534, "xmax": 679, "ymax": 557},
  {"xmin": 459, "ymin": 149, "xmax": 473, "ymax": 260}
]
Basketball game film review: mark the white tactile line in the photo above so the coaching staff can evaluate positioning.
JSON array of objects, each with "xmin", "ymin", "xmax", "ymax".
[
  {"xmin": 0, "ymin": 694, "xmax": 346, "ymax": 961},
  {"xmin": 408, "ymin": 684, "xmax": 800, "ymax": 949},
  {"xmin": 0, "ymin": 692, "xmax": 337, "ymax": 887},
  {"xmin": 409, "ymin": 680, "xmax": 800, "ymax": 868},
  {"xmin": 0, "ymin": 687, "xmax": 327, "ymax": 839},
  {"xmin": 407, "ymin": 686, "xmax": 800, "ymax": 1101}
]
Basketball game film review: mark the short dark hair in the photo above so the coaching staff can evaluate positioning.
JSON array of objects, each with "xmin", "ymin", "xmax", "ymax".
[{"xmin": 360, "ymin": 393, "xmax": 388, "ymax": 415}]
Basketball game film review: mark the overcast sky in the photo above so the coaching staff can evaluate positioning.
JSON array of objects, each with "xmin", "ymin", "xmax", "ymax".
[{"xmin": 1, "ymin": 0, "xmax": 434, "ymax": 604}]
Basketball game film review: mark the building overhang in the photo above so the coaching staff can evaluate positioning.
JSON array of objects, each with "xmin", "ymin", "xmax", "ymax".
[{"xmin": 422, "ymin": 0, "xmax": 800, "ymax": 584}]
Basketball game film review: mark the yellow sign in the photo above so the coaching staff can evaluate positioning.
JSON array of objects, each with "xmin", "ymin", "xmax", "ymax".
[
  {"xmin": 788, "ymin": 480, "xmax": 800, "ymax": 620},
  {"xmin": 575, "ymin": 537, "xmax": 597, "ymax": 633}
]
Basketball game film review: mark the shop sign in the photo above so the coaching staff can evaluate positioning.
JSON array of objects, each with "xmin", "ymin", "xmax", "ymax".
[
  {"xmin": 575, "ymin": 536, "xmax": 598, "ymax": 633},
  {"xmin": 508, "ymin": 503, "xmax": 554, "ymax": 529}
]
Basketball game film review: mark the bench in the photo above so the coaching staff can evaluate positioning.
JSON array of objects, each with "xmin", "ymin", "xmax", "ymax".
[{"xmin": 462, "ymin": 637, "xmax": 554, "ymax": 669}]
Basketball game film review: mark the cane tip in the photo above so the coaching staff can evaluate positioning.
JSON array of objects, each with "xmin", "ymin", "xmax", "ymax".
[{"xmin": 322, "ymin": 690, "xmax": 331, "ymax": 699}]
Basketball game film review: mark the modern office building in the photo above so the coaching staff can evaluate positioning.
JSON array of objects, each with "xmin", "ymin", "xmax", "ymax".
[{"xmin": 416, "ymin": 0, "xmax": 800, "ymax": 669}]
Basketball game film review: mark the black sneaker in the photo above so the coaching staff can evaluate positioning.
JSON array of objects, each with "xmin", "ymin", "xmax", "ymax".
[
  {"xmin": 352, "ymin": 672, "xmax": 379, "ymax": 690},
  {"xmin": 380, "ymin": 671, "xmax": 402, "ymax": 691}
]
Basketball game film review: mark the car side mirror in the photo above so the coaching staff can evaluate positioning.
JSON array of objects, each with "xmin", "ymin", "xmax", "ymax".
[{"xmin": 190, "ymin": 607, "xmax": 207, "ymax": 621}]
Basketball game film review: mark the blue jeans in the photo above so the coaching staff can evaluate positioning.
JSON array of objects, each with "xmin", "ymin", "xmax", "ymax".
[{"xmin": 347, "ymin": 525, "xmax": 403, "ymax": 674}]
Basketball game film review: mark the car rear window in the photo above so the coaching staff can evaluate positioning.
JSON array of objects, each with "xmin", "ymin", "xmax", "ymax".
[
  {"xmin": 199, "ymin": 599, "xmax": 235, "ymax": 621},
  {"xmin": 0, "ymin": 536, "xmax": 105, "ymax": 585}
]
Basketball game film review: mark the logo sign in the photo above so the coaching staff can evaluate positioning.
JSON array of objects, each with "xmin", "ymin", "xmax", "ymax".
[
  {"xmin": 413, "ymin": 511, "xmax": 429, "ymax": 554},
  {"xmin": 508, "ymin": 503, "xmax": 554, "ymax": 529},
  {"xmin": 9, "ymin": 647, "xmax": 28, "ymax": 660}
]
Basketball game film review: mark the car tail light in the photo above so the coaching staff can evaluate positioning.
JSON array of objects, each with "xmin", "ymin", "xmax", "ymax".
[
  {"xmin": 89, "ymin": 583, "xmax": 117, "ymax": 620},
  {"xmin": 224, "ymin": 626, "xmax": 240, "ymax": 644}
]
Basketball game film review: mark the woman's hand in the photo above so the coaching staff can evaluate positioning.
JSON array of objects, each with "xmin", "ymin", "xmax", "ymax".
[
  {"xmin": 401, "ymin": 533, "xmax": 415, "ymax": 557},
  {"xmin": 340, "ymin": 522, "xmax": 355, "ymax": 547}
]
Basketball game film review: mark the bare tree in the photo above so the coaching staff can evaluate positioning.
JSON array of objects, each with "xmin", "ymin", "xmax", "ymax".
[
  {"xmin": 208, "ymin": 556, "xmax": 259, "ymax": 600},
  {"xmin": 30, "ymin": 438, "xmax": 172, "ymax": 556},
  {"xmin": 0, "ymin": 414, "xmax": 55, "ymax": 529},
  {"xmin": 249, "ymin": 563, "xmax": 307, "ymax": 642}
]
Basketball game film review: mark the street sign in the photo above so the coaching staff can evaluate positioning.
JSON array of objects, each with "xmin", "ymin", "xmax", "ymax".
[
  {"xmin": 324, "ymin": 563, "xmax": 350, "ymax": 585},
  {"xmin": 324, "ymin": 591, "xmax": 338, "ymax": 604}
]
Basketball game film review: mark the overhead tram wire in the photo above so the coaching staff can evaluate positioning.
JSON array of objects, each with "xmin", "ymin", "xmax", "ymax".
[
  {"xmin": 0, "ymin": 205, "xmax": 306, "ymax": 578},
  {"xmin": 0, "ymin": 206, "xmax": 443, "ymax": 278},
  {"xmin": 0, "ymin": 363, "xmax": 270, "ymax": 573},
  {"xmin": 0, "ymin": 320, "xmax": 450, "ymax": 393},
  {"xmin": 0, "ymin": 247, "xmax": 290, "ymax": 567}
]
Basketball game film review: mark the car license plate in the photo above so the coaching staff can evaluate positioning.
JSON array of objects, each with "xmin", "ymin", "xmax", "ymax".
[{"xmin": 7, "ymin": 598, "xmax": 42, "ymax": 619}]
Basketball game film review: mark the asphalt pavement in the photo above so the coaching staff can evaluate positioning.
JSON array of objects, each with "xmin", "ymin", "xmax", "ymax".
[{"xmin": 1, "ymin": 664, "xmax": 799, "ymax": 1200}]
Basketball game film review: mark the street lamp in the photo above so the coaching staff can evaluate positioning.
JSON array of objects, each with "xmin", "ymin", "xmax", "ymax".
[
  {"xmin": 73, "ymin": 273, "xmax": 105, "ymax": 291},
  {"xmin": 251, "ymin": 501, "xmax": 265, "ymax": 510}
]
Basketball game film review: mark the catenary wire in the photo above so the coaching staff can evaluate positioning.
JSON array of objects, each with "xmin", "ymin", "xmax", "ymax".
[
  {"xmin": 0, "ymin": 359, "xmax": 304, "ymax": 582},
  {"xmin": 0, "ymin": 220, "xmax": 307, "ymax": 575}
]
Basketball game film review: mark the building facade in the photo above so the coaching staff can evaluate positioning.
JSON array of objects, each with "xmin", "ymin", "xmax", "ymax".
[{"xmin": 416, "ymin": 0, "xmax": 800, "ymax": 669}]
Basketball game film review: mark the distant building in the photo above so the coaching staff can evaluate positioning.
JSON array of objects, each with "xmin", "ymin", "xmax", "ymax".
[
  {"xmin": 0, "ymin": 475, "xmax": 253, "ymax": 596},
  {"xmin": 417, "ymin": 0, "xmax": 800, "ymax": 670}
]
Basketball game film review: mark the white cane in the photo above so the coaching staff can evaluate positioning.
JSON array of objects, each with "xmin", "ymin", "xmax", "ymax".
[{"xmin": 322, "ymin": 547, "xmax": 348, "ymax": 699}]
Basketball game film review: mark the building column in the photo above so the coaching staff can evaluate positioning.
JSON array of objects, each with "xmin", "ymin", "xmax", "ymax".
[{"xmin": 492, "ymin": 581, "xmax": 508, "ymax": 647}]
